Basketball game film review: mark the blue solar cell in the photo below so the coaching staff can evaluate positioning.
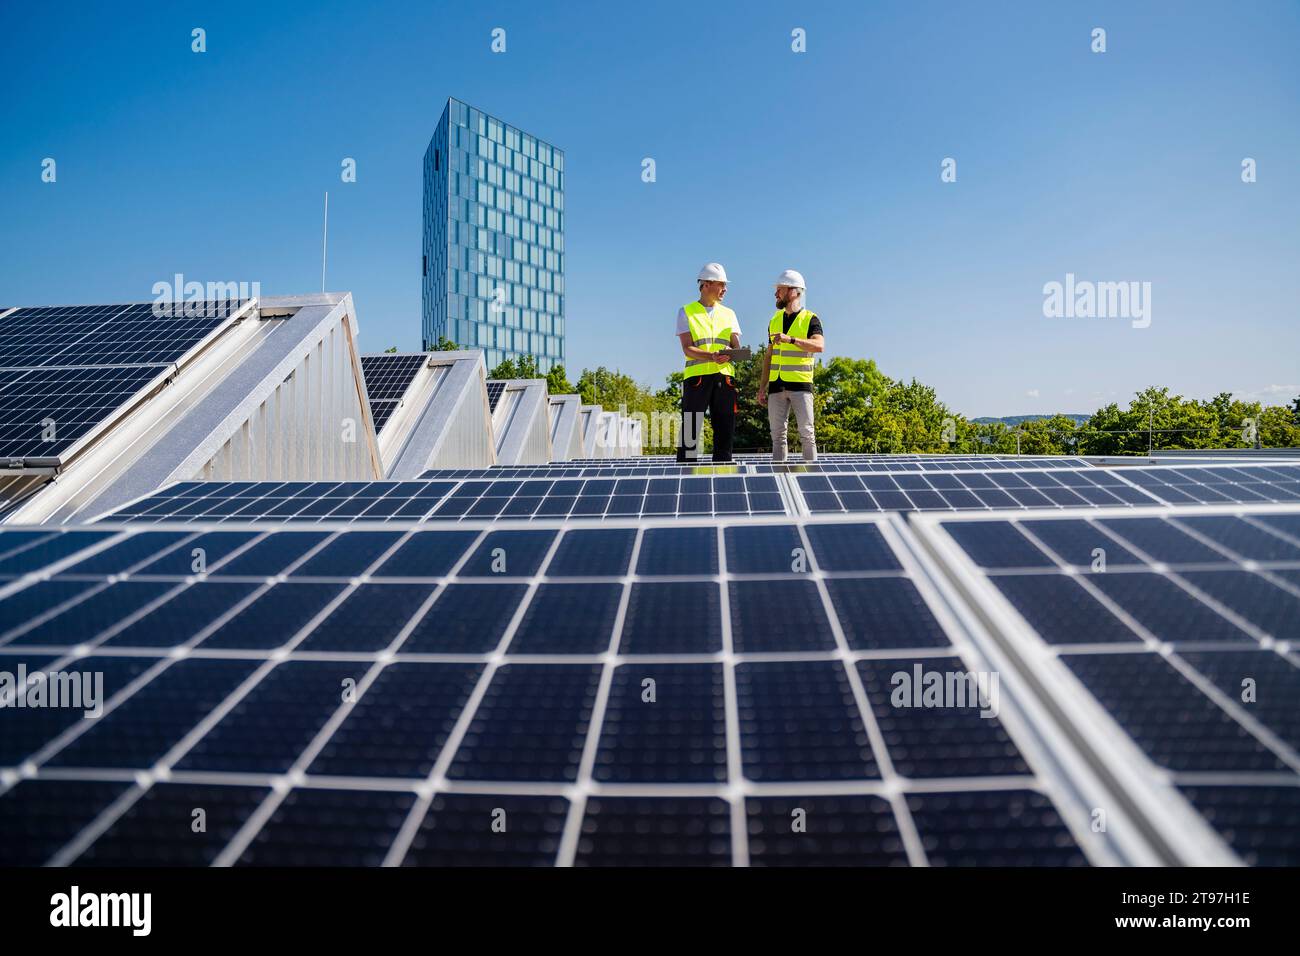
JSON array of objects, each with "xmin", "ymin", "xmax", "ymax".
[
  {"xmin": 943, "ymin": 522, "xmax": 1055, "ymax": 569},
  {"xmin": 0, "ymin": 779, "xmax": 131, "ymax": 866},
  {"xmin": 826, "ymin": 578, "xmax": 950, "ymax": 649},
  {"xmin": 1062, "ymin": 653, "xmax": 1286, "ymax": 772},
  {"xmin": 729, "ymin": 579, "xmax": 834, "ymax": 652},
  {"xmin": 296, "ymin": 583, "xmax": 437, "ymax": 651},
  {"xmin": 906, "ymin": 790, "xmax": 1086, "ymax": 867},
  {"xmin": 1177, "ymin": 650, "xmax": 1300, "ymax": 753},
  {"xmin": 0, "ymin": 529, "xmax": 60, "ymax": 561},
  {"xmin": 723, "ymin": 524, "xmax": 803, "ymax": 573},
  {"xmin": 289, "ymin": 531, "xmax": 403, "ymax": 577},
  {"xmin": 199, "ymin": 583, "xmax": 346, "ymax": 650},
  {"xmin": 176, "ymin": 661, "xmax": 368, "ymax": 773},
  {"xmin": 0, "ymin": 579, "xmax": 100, "ymax": 640},
  {"xmin": 1014, "ymin": 519, "xmax": 1143, "ymax": 567},
  {"xmin": 856, "ymin": 657, "xmax": 1029, "ymax": 777},
  {"xmin": 399, "ymin": 583, "xmax": 526, "ymax": 653},
  {"xmin": 132, "ymin": 531, "xmax": 260, "ymax": 575},
  {"xmin": 619, "ymin": 582, "xmax": 721, "ymax": 653},
  {"xmin": 1097, "ymin": 518, "xmax": 1227, "ymax": 564},
  {"xmin": 594, "ymin": 663, "xmax": 726, "ymax": 783},
  {"xmin": 0, "ymin": 531, "xmax": 116, "ymax": 575},
  {"xmin": 734, "ymin": 660, "xmax": 878, "ymax": 781},
  {"xmin": 46, "ymin": 658, "xmax": 260, "ymax": 768},
  {"xmin": 990, "ymin": 574, "xmax": 1139, "ymax": 645},
  {"xmin": 6, "ymin": 580, "xmax": 176, "ymax": 646},
  {"xmin": 635, "ymin": 526, "xmax": 718, "ymax": 575},
  {"xmin": 804, "ymin": 523, "xmax": 901, "ymax": 571},
  {"xmin": 1177, "ymin": 571, "xmax": 1300, "ymax": 640},
  {"xmin": 308, "ymin": 663, "xmax": 482, "ymax": 777},
  {"xmin": 101, "ymin": 581, "xmax": 261, "ymax": 647},
  {"xmin": 576, "ymin": 796, "xmax": 731, "ymax": 866},
  {"xmin": 75, "ymin": 783, "xmax": 269, "ymax": 866},
  {"xmin": 216, "ymin": 532, "xmax": 330, "ymax": 576},
  {"xmin": 1086, "ymin": 573, "xmax": 1255, "ymax": 644},
  {"xmin": 446, "ymin": 663, "xmax": 601, "ymax": 781},
  {"xmin": 1173, "ymin": 515, "xmax": 1300, "ymax": 562},
  {"xmin": 458, "ymin": 530, "xmax": 556, "ymax": 577},
  {"xmin": 373, "ymin": 529, "xmax": 479, "ymax": 576},
  {"xmin": 545, "ymin": 528, "xmax": 636, "ymax": 577},
  {"xmin": 236, "ymin": 788, "xmax": 416, "ymax": 866},
  {"xmin": 57, "ymin": 531, "xmax": 191, "ymax": 575},
  {"xmin": 509, "ymin": 583, "xmax": 622, "ymax": 653},
  {"xmin": 400, "ymin": 793, "xmax": 568, "ymax": 866},
  {"xmin": 1254, "ymin": 513, "xmax": 1300, "ymax": 542},
  {"xmin": 746, "ymin": 795, "xmax": 908, "ymax": 866},
  {"xmin": 1177, "ymin": 786, "xmax": 1300, "ymax": 866},
  {"xmin": 0, "ymin": 656, "xmax": 155, "ymax": 764}
]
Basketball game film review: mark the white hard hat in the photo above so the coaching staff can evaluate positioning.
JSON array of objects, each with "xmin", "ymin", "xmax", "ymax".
[
  {"xmin": 697, "ymin": 262, "xmax": 729, "ymax": 283},
  {"xmin": 775, "ymin": 269, "xmax": 805, "ymax": 289}
]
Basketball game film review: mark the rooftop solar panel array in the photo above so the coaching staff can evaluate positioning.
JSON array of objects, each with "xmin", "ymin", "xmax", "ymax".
[
  {"xmin": 486, "ymin": 381, "xmax": 507, "ymax": 413},
  {"xmin": 108, "ymin": 462, "xmax": 1300, "ymax": 524},
  {"xmin": 10, "ymin": 444, "xmax": 1300, "ymax": 867},
  {"xmin": 926, "ymin": 506, "xmax": 1300, "ymax": 865},
  {"xmin": 422, "ymin": 455, "xmax": 1094, "ymax": 479},
  {"xmin": 0, "ymin": 301, "xmax": 248, "ymax": 462},
  {"xmin": 0, "ymin": 516, "xmax": 1097, "ymax": 867}
]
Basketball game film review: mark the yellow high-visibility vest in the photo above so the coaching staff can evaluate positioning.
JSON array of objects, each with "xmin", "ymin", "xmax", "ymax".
[
  {"xmin": 768, "ymin": 309, "xmax": 815, "ymax": 383},
  {"xmin": 683, "ymin": 301, "xmax": 737, "ymax": 377}
]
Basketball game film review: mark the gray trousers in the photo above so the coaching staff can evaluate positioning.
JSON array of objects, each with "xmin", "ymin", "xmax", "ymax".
[{"xmin": 768, "ymin": 390, "xmax": 816, "ymax": 462}]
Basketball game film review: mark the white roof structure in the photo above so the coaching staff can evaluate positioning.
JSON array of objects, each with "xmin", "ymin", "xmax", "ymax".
[
  {"xmin": 5, "ymin": 293, "xmax": 382, "ymax": 524},
  {"xmin": 620, "ymin": 414, "xmax": 644, "ymax": 456},
  {"xmin": 547, "ymin": 394, "xmax": 584, "ymax": 461},
  {"xmin": 489, "ymin": 379, "xmax": 553, "ymax": 465},
  {"xmin": 363, "ymin": 351, "xmax": 495, "ymax": 477},
  {"xmin": 578, "ymin": 404, "xmax": 602, "ymax": 457},
  {"xmin": 590, "ymin": 410, "xmax": 624, "ymax": 459}
]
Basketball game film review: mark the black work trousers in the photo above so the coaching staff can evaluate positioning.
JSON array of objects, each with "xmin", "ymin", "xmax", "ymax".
[{"xmin": 678, "ymin": 372, "xmax": 737, "ymax": 462}]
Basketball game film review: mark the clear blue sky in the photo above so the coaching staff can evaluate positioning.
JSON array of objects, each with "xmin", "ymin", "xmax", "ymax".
[{"xmin": 2, "ymin": 0, "xmax": 1297, "ymax": 416}]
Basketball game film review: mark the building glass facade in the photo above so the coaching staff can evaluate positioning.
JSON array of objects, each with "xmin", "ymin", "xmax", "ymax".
[{"xmin": 423, "ymin": 98, "xmax": 565, "ymax": 372}]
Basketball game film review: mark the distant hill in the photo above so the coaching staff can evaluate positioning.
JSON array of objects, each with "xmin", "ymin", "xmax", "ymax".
[{"xmin": 972, "ymin": 414, "xmax": 1091, "ymax": 425}]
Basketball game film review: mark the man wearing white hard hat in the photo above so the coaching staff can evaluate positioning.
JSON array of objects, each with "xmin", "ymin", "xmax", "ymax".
[
  {"xmin": 758, "ymin": 269, "xmax": 823, "ymax": 462},
  {"xmin": 675, "ymin": 262, "xmax": 743, "ymax": 462}
]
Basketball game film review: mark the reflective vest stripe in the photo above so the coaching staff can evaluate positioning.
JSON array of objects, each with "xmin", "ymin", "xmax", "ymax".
[
  {"xmin": 683, "ymin": 301, "xmax": 736, "ymax": 377},
  {"xmin": 768, "ymin": 309, "xmax": 815, "ymax": 384}
]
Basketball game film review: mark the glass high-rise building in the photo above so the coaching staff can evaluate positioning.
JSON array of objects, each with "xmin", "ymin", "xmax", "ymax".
[{"xmin": 422, "ymin": 97, "xmax": 565, "ymax": 372}]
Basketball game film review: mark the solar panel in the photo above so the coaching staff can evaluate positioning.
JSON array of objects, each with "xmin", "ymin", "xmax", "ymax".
[
  {"xmin": 0, "ymin": 365, "xmax": 168, "ymax": 459},
  {"xmin": 926, "ymin": 505, "xmax": 1300, "ymax": 864},
  {"xmin": 368, "ymin": 400, "xmax": 400, "ymax": 433},
  {"xmin": 106, "ymin": 476, "xmax": 790, "ymax": 522},
  {"xmin": 486, "ymin": 381, "xmax": 507, "ymax": 412},
  {"xmin": 0, "ymin": 301, "xmax": 248, "ymax": 462},
  {"xmin": 360, "ymin": 354, "xmax": 426, "ymax": 402},
  {"xmin": 0, "ymin": 301, "xmax": 246, "ymax": 368},
  {"xmin": 421, "ymin": 455, "xmax": 1096, "ymax": 480},
  {"xmin": 0, "ymin": 514, "xmax": 1101, "ymax": 867}
]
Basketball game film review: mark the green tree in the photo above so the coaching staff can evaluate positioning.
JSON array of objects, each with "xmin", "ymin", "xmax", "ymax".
[
  {"xmin": 488, "ymin": 355, "xmax": 542, "ymax": 380},
  {"xmin": 546, "ymin": 364, "xmax": 574, "ymax": 396}
]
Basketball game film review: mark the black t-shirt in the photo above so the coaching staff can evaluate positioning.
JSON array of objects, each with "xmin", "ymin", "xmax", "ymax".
[{"xmin": 768, "ymin": 312, "xmax": 823, "ymax": 393}]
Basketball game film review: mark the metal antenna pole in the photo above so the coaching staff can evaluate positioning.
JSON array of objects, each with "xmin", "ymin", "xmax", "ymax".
[{"xmin": 321, "ymin": 192, "xmax": 329, "ymax": 293}]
